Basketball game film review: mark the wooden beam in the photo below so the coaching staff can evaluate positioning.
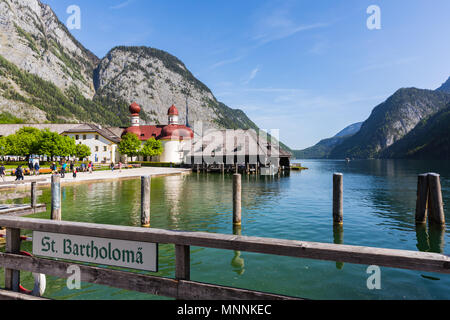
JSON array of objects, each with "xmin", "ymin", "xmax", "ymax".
[
  {"xmin": 0, "ymin": 253, "xmax": 298, "ymax": 300},
  {"xmin": 0, "ymin": 204, "xmax": 46, "ymax": 217},
  {"xmin": 0, "ymin": 191, "xmax": 43, "ymax": 201},
  {"xmin": 0, "ymin": 217, "xmax": 448, "ymax": 274},
  {"xmin": 0, "ymin": 289, "xmax": 49, "ymax": 300}
]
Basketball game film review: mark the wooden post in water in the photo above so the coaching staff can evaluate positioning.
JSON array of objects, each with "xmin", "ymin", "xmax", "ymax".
[
  {"xmin": 427, "ymin": 173, "xmax": 445, "ymax": 227},
  {"xmin": 31, "ymin": 181, "xmax": 37, "ymax": 210},
  {"xmin": 233, "ymin": 174, "xmax": 242, "ymax": 226},
  {"xmin": 415, "ymin": 174, "xmax": 429, "ymax": 224},
  {"xmin": 333, "ymin": 173, "xmax": 343, "ymax": 225},
  {"xmin": 141, "ymin": 176, "xmax": 151, "ymax": 228},
  {"xmin": 51, "ymin": 174, "xmax": 61, "ymax": 221}
]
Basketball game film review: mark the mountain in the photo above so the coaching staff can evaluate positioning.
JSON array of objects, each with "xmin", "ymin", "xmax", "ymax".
[
  {"xmin": 293, "ymin": 122, "xmax": 362, "ymax": 159},
  {"xmin": 0, "ymin": 0, "xmax": 277, "ymax": 147},
  {"xmin": 436, "ymin": 76, "xmax": 450, "ymax": 93},
  {"xmin": 380, "ymin": 103, "xmax": 450, "ymax": 159},
  {"xmin": 93, "ymin": 46, "xmax": 260, "ymax": 132},
  {"xmin": 328, "ymin": 88, "xmax": 450, "ymax": 159}
]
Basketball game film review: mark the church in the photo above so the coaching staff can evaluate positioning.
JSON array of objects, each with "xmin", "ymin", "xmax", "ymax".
[{"xmin": 122, "ymin": 102, "xmax": 194, "ymax": 163}]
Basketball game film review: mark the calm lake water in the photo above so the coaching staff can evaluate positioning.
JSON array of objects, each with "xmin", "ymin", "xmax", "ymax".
[{"xmin": 2, "ymin": 159, "xmax": 449, "ymax": 300}]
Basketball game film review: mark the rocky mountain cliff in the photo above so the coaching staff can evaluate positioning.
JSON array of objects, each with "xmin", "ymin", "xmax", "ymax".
[
  {"xmin": 380, "ymin": 102, "xmax": 450, "ymax": 160},
  {"xmin": 0, "ymin": 0, "xmax": 266, "ymax": 140},
  {"xmin": 328, "ymin": 88, "xmax": 450, "ymax": 159}
]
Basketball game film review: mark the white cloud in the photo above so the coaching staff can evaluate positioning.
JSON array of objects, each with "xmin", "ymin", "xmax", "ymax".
[
  {"xmin": 243, "ymin": 67, "xmax": 260, "ymax": 85},
  {"xmin": 110, "ymin": 0, "xmax": 134, "ymax": 10}
]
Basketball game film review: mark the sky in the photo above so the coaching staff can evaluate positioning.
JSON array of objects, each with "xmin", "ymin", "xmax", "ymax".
[{"xmin": 45, "ymin": 0, "xmax": 450, "ymax": 149}]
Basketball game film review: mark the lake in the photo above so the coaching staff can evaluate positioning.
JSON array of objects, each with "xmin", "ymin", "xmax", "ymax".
[{"xmin": 2, "ymin": 159, "xmax": 449, "ymax": 300}]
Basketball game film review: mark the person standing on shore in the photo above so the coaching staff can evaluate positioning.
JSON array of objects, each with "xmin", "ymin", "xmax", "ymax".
[
  {"xmin": 88, "ymin": 161, "xmax": 93, "ymax": 174},
  {"xmin": 51, "ymin": 162, "xmax": 57, "ymax": 174},
  {"xmin": 15, "ymin": 165, "xmax": 24, "ymax": 181},
  {"xmin": 110, "ymin": 162, "xmax": 115, "ymax": 172},
  {"xmin": 0, "ymin": 164, "xmax": 5, "ymax": 182},
  {"xmin": 34, "ymin": 161, "xmax": 40, "ymax": 176},
  {"xmin": 61, "ymin": 162, "xmax": 67, "ymax": 178}
]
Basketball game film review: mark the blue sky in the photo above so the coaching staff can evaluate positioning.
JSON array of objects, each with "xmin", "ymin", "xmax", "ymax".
[{"xmin": 45, "ymin": 0, "xmax": 450, "ymax": 149}]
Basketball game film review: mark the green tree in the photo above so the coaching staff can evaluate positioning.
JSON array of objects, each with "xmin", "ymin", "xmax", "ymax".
[
  {"xmin": 6, "ymin": 127, "xmax": 42, "ymax": 157},
  {"xmin": 75, "ymin": 143, "xmax": 91, "ymax": 160},
  {"xmin": 118, "ymin": 133, "xmax": 141, "ymax": 159},
  {"xmin": 38, "ymin": 130, "xmax": 76, "ymax": 159},
  {"xmin": 140, "ymin": 138, "xmax": 163, "ymax": 158}
]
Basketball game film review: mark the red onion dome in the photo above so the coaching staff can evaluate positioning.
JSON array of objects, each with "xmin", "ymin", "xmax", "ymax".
[
  {"xmin": 168, "ymin": 105, "xmax": 179, "ymax": 116},
  {"xmin": 129, "ymin": 102, "xmax": 141, "ymax": 115}
]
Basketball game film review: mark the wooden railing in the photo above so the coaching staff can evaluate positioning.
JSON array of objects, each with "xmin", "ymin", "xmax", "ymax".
[{"xmin": 0, "ymin": 216, "xmax": 448, "ymax": 300}]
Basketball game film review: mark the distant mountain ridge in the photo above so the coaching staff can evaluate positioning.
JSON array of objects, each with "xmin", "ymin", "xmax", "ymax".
[
  {"xmin": 294, "ymin": 80, "xmax": 450, "ymax": 160},
  {"xmin": 293, "ymin": 122, "xmax": 362, "ymax": 159}
]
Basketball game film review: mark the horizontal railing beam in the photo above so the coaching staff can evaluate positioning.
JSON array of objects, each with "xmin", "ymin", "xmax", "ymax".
[
  {"xmin": 0, "ymin": 217, "xmax": 448, "ymax": 274},
  {"xmin": 0, "ymin": 253, "xmax": 297, "ymax": 300}
]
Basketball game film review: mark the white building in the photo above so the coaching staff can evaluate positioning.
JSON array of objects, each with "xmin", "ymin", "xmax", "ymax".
[{"xmin": 61, "ymin": 124, "xmax": 122, "ymax": 164}]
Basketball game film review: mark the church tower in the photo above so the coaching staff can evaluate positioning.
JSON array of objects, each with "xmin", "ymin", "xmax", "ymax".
[
  {"xmin": 129, "ymin": 102, "xmax": 141, "ymax": 127},
  {"xmin": 168, "ymin": 105, "xmax": 179, "ymax": 125}
]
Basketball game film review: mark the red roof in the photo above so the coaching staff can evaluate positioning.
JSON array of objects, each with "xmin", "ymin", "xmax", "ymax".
[
  {"xmin": 122, "ymin": 124, "xmax": 193, "ymax": 141},
  {"xmin": 168, "ymin": 105, "xmax": 179, "ymax": 116},
  {"xmin": 129, "ymin": 102, "xmax": 141, "ymax": 115}
]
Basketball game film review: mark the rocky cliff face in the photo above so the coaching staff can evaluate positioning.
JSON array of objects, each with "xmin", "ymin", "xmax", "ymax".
[
  {"xmin": 329, "ymin": 88, "xmax": 450, "ymax": 158},
  {"xmin": 0, "ymin": 0, "xmax": 98, "ymax": 97},
  {"xmin": 94, "ymin": 46, "xmax": 259, "ymax": 132}
]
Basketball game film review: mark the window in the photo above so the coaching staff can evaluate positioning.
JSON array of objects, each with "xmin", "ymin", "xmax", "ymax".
[
  {"xmin": 83, "ymin": 135, "xmax": 87, "ymax": 140},
  {"xmin": 95, "ymin": 146, "xmax": 99, "ymax": 152},
  {"xmin": 95, "ymin": 135, "xmax": 99, "ymax": 140},
  {"xmin": 104, "ymin": 146, "xmax": 107, "ymax": 152},
  {"xmin": 75, "ymin": 135, "xmax": 79, "ymax": 140}
]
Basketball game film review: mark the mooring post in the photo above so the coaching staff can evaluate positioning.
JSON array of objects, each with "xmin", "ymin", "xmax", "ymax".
[
  {"xmin": 4, "ymin": 227, "xmax": 21, "ymax": 292},
  {"xmin": 427, "ymin": 173, "xmax": 445, "ymax": 227},
  {"xmin": 333, "ymin": 173, "xmax": 343, "ymax": 225},
  {"xmin": 415, "ymin": 174, "xmax": 429, "ymax": 224},
  {"xmin": 233, "ymin": 174, "xmax": 242, "ymax": 226},
  {"xmin": 141, "ymin": 176, "xmax": 151, "ymax": 228},
  {"xmin": 31, "ymin": 181, "xmax": 37, "ymax": 210},
  {"xmin": 51, "ymin": 174, "xmax": 61, "ymax": 221}
]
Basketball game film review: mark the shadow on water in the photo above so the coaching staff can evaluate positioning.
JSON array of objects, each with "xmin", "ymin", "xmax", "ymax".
[{"xmin": 231, "ymin": 225, "xmax": 245, "ymax": 276}]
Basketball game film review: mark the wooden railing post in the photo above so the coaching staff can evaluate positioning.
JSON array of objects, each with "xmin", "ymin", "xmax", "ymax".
[
  {"xmin": 31, "ymin": 181, "xmax": 37, "ymax": 211},
  {"xmin": 333, "ymin": 173, "xmax": 343, "ymax": 225},
  {"xmin": 427, "ymin": 173, "xmax": 445, "ymax": 227},
  {"xmin": 141, "ymin": 176, "xmax": 151, "ymax": 228},
  {"xmin": 4, "ymin": 228, "xmax": 21, "ymax": 292},
  {"xmin": 233, "ymin": 174, "xmax": 242, "ymax": 226},
  {"xmin": 415, "ymin": 174, "xmax": 429, "ymax": 224},
  {"xmin": 51, "ymin": 174, "xmax": 61, "ymax": 221},
  {"xmin": 175, "ymin": 245, "xmax": 190, "ymax": 281}
]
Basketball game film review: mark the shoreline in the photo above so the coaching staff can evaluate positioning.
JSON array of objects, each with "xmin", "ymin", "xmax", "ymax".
[{"xmin": 0, "ymin": 167, "xmax": 192, "ymax": 190}]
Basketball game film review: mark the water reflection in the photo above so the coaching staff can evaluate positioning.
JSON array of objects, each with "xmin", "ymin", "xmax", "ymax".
[
  {"xmin": 416, "ymin": 224, "xmax": 446, "ymax": 253},
  {"xmin": 333, "ymin": 224, "xmax": 344, "ymax": 270},
  {"xmin": 231, "ymin": 225, "xmax": 245, "ymax": 275}
]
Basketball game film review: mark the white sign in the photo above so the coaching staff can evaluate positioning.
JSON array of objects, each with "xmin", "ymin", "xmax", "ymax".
[{"xmin": 32, "ymin": 232, "xmax": 158, "ymax": 272}]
